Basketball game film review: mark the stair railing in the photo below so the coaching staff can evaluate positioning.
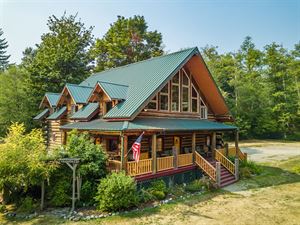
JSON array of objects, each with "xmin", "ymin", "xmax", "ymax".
[
  {"xmin": 215, "ymin": 150, "xmax": 235, "ymax": 175},
  {"xmin": 195, "ymin": 152, "xmax": 216, "ymax": 181}
]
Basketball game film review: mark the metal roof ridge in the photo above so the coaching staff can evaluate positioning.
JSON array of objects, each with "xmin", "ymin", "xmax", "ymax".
[
  {"xmin": 97, "ymin": 80, "xmax": 129, "ymax": 87},
  {"xmin": 66, "ymin": 83, "xmax": 93, "ymax": 89},
  {"xmin": 89, "ymin": 47, "xmax": 198, "ymax": 78}
]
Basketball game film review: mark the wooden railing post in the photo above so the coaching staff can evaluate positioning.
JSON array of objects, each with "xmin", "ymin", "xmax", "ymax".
[
  {"xmin": 235, "ymin": 158, "xmax": 239, "ymax": 180},
  {"xmin": 152, "ymin": 134, "xmax": 157, "ymax": 174},
  {"xmin": 212, "ymin": 132, "xmax": 216, "ymax": 158},
  {"xmin": 216, "ymin": 162, "xmax": 221, "ymax": 187},
  {"xmin": 192, "ymin": 132, "xmax": 196, "ymax": 163}
]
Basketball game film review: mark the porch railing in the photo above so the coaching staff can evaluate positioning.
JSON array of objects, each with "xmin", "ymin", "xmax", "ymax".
[
  {"xmin": 195, "ymin": 152, "xmax": 216, "ymax": 181},
  {"xmin": 215, "ymin": 150, "xmax": 235, "ymax": 175},
  {"xmin": 108, "ymin": 160, "xmax": 122, "ymax": 172},
  {"xmin": 126, "ymin": 158, "xmax": 152, "ymax": 176},
  {"xmin": 218, "ymin": 147, "xmax": 247, "ymax": 161},
  {"xmin": 178, "ymin": 153, "xmax": 193, "ymax": 167},
  {"xmin": 157, "ymin": 156, "xmax": 174, "ymax": 171}
]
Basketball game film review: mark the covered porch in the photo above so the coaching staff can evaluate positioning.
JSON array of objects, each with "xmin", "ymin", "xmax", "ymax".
[{"xmin": 61, "ymin": 117, "xmax": 241, "ymax": 178}]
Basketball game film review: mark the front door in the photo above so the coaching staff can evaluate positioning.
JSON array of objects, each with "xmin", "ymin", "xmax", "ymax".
[{"xmin": 174, "ymin": 136, "xmax": 181, "ymax": 155}]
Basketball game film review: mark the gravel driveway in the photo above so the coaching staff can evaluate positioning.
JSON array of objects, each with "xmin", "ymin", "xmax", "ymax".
[{"xmin": 240, "ymin": 142, "xmax": 300, "ymax": 162}]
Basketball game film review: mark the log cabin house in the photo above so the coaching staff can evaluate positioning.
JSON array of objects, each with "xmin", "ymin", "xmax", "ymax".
[{"xmin": 34, "ymin": 47, "xmax": 247, "ymax": 187}]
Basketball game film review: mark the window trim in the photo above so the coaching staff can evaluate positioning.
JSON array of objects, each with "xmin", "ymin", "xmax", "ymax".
[
  {"xmin": 171, "ymin": 72, "xmax": 180, "ymax": 112},
  {"xmin": 159, "ymin": 83, "xmax": 170, "ymax": 111},
  {"xmin": 181, "ymin": 69, "xmax": 190, "ymax": 112}
]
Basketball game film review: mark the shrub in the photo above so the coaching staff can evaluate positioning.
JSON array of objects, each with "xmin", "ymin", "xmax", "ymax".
[
  {"xmin": 151, "ymin": 190, "xmax": 165, "ymax": 200},
  {"xmin": 240, "ymin": 160, "xmax": 262, "ymax": 176},
  {"xmin": 17, "ymin": 197, "xmax": 37, "ymax": 213},
  {"xmin": 0, "ymin": 204, "xmax": 6, "ymax": 213},
  {"xmin": 240, "ymin": 167, "xmax": 252, "ymax": 178},
  {"xmin": 184, "ymin": 177, "xmax": 212, "ymax": 193},
  {"xmin": 48, "ymin": 178, "xmax": 71, "ymax": 207},
  {"xmin": 139, "ymin": 188, "xmax": 155, "ymax": 203},
  {"xmin": 147, "ymin": 179, "xmax": 168, "ymax": 200},
  {"xmin": 95, "ymin": 172, "xmax": 139, "ymax": 212},
  {"xmin": 0, "ymin": 123, "xmax": 57, "ymax": 203},
  {"xmin": 53, "ymin": 130, "xmax": 108, "ymax": 205},
  {"xmin": 80, "ymin": 181, "xmax": 98, "ymax": 206}
]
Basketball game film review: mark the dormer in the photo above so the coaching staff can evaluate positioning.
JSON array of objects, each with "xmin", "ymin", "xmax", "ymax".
[
  {"xmin": 33, "ymin": 92, "xmax": 60, "ymax": 120},
  {"xmin": 88, "ymin": 81, "xmax": 128, "ymax": 117},
  {"xmin": 55, "ymin": 84, "xmax": 93, "ymax": 117}
]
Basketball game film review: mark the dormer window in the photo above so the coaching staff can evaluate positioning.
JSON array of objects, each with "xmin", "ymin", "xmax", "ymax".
[
  {"xmin": 71, "ymin": 105, "xmax": 78, "ymax": 114},
  {"xmin": 105, "ymin": 101, "xmax": 113, "ymax": 113}
]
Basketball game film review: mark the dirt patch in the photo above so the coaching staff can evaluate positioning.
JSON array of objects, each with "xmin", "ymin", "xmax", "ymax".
[{"xmin": 241, "ymin": 144, "xmax": 300, "ymax": 162}]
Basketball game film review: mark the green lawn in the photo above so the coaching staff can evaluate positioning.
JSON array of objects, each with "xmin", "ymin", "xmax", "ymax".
[{"xmin": 1, "ymin": 156, "xmax": 300, "ymax": 225}]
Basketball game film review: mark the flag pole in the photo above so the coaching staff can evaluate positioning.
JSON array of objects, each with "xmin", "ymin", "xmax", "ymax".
[{"xmin": 125, "ymin": 131, "xmax": 145, "ymax": 158}]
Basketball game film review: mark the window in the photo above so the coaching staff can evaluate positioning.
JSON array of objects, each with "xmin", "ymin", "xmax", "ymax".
[
  {"xmin": 159, "ymin": 84, "xmax": 169, "ymax": 111},
  {"xmin": 105, "ymin": 102, "xmax": 112, "ymax": 113},
  {"xmin": 171, "ymin": 72, "xmax": 180, "ymax": 111},
  {"xmin": 157, "ymin": 138, "xmax": 163, "ymax": 151},
  {"xmin": 71, "ymin": 105, "xmax": 78, "ymax": 114},
  {"xmin": 146, "ymin": 95, "xmax": 158, "ymax": 110},
  {"xmin": 108, "ymin": 138, "xmax": 118, "ymax": 151},
  {"xmin": 181, "ymin": 69, "xmax": 190, "ymax": 112},
  {"xmin": 191, "ymin": 84, "xmax": 199, "ymax": 113},
  {"xmin": 200, "ymin": 98, "xmax": 208, "ymax": 119}
]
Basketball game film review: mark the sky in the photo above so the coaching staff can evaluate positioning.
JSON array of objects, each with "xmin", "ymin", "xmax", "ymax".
[{"xmin": 0, "ymin": 0, "xmax": 299, "ymax": 64}]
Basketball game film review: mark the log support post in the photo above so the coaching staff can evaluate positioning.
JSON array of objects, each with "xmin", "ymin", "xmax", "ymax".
[
  {"xmin": 234, "ymin": 130, "xmax": 239, "ymax": 159},
  {"xmin": 152, "ymin": 134, "xmax": 157, "ymax": 174},
  {"xmin": 211, "ymin": 132, "xmax": 216, "ymax": 159},
  {"xmin": 121, "ymin": 134, "xmax": 128, "ymax": 170},
  {"xmin": 192, "ymin": 132, "xmax": 196, "ymax": 163}
]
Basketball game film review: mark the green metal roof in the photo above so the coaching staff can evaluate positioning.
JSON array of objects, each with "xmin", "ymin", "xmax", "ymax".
[
  {"xmin": 80, "ymin": 47, "xmax": 198, "ymax": 119},
  {"xmin": 65, "ymin": 84, "xmax": 93, "ymax": 104},
  {"xmin": 45, "ymin": 93, "xmax": 60, "ymax": 107},
  {"xmin": 70, "ymin": 103, "xmax": 99, "ymax": 120},
  {"xmin": 61, "ymin": 119, "xmax": 124, "ymax": 131},
  {"xmin": 60, "ymin": 117, "xmax": 237, "ymax": 131},
  {"xmin": 97, "ymin": 81, "xmax": 128, "ymax": 100},
  {"xmin": 47, "ymin": 106, "xmax": 67, "ymax": 120},
  {"xmin": 33, "ymin": 108, "xmax": 49, "ymax": 120}
]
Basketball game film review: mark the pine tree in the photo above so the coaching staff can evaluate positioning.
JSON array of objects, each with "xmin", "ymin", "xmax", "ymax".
[{"xmin": 0, "ymin": 28, "xmax": 10, "ymax": 71}]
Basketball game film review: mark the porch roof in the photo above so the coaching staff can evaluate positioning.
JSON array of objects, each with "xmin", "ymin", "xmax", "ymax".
[{"xmin": 60, "ymin": 117, "xmax": 237, "ymax": 132}]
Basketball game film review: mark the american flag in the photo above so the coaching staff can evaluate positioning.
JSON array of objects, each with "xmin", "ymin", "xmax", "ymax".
[{"xmin": 131, "ymin": 132, "xmax": 144, "ymax": 162}]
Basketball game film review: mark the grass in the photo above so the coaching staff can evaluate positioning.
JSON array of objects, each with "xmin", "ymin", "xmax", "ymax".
[{"xmin": 1, "ymin": 157, "xmax": 300, "ymax": 224}]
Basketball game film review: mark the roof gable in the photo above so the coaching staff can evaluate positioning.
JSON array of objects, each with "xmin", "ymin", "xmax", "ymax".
[
  {"xmin": 39, "ymin": 92, "xmax": 60, "ymax": 108},
  {"xmin": 57, "ymin": 84, "xmax": 93, "ymax": 106},
  {"xmin": 98, "ymin": 81, "xmax": 128, "ymax": 100},
  {"xmin": 81, "ymin": 47, "xmax": 197, "ymax": 120}
]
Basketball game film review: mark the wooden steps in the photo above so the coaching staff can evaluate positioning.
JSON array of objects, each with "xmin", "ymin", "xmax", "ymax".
[{"xmin": 207, "ymin": 160, "xmax": 236, "ymax": 187}]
